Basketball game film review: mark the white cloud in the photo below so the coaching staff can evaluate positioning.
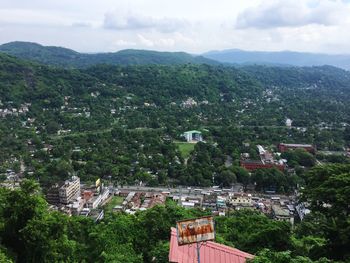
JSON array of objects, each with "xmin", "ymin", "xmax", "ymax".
[
  {"xmin": 0, "ymin": 9, "xmax": 70, "ymax": 26},
  {"xmin": 103, "ymin": 10, "xmax": 188, "ymax": 33},
  {"xmin": 112, "ymin": 39, "xmax": 137, "ymax": 47},
  {"xmin": 0, "ymin": 0, "xmax": 350, "ymax": 54},
  {"xmin": 236, "ymin": 0, "xmax": 350, "ymax": 29},
  {"xmin": 137, "ymin": 32, "xmax": 199, "ymax": 50},
  {"xmin": 137, "ymin": 34, "xmax": 154, "ymax": 47},
  {"xmin": 71, "ymin": 22, "xmax": 92, "ymax": 28}
]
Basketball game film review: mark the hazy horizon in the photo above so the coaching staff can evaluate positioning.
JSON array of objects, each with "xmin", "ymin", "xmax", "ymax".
[{"xmin": 3, "ymin": 40, "xmax": 350, "ymax": 57}]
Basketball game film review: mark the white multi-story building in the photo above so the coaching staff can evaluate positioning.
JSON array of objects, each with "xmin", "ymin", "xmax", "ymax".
[
  {"xmin": 286, "ymin": 118, "xmax": 292, "ymax": 128},
  {"xmin": 182, "ymin": 130, "xmax": 203, "ymax": 142},
  {"xmin": 59, "ymin": 176, "xmax": 80, "ymax": 204}
]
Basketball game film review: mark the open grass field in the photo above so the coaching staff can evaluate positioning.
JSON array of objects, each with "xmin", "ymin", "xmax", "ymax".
[
  {"xmin": 104, "ymin": 196, "xmax": 124, "ymax": 212},
  {"xmin": 175, "ymin": 141, "xmax": 195, "ymax": 158}
]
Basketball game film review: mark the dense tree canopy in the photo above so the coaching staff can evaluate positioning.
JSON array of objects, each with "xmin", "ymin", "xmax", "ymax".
[
  {"xmin": 300, "ymin": 164, "xmax": 350, "ymax": 260},
  {"xmin": 0, "ymin": 49, "xmax": 350, "ymax": 262}
]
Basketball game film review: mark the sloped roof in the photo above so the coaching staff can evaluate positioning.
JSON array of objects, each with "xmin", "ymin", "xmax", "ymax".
[
  {"xmin": 169, "ymin": 227, "xmax": 254, "ymax": 263},
  {"xmin": 183, "ymin": 130, "xmax": 202, "ymax": 134}
]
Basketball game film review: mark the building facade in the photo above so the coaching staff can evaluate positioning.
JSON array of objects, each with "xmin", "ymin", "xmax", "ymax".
[
  {"xmin": 59, "ymin": 176, "xmax": 81, "ymax": 204},
  {"xmin": 182, "ymin": 130, "xmax": 203, "ymax": 142},
  {"xmin": 278, "ymin": 143, "xmax": 316, "ymax": 154},
  {"xmin": 240, "ymin": 160, "xmax": 285, "ymax": 171}
]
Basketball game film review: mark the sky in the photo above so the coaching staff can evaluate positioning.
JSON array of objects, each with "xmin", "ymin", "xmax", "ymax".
[{"xmin": 1, "ymin": 0, "xmax": 350, "ymax": 54}]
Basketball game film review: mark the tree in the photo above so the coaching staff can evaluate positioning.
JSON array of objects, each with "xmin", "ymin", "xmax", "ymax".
[
  {"xmin": 0, "ymin": 180, "xmax": 47, "ymax": 262},
  {"xmin": 300, "ymin": 164, "xmax": 350, "ymax": 261},
  {"xmin": 232, "ymin": 166, "xmax": 250, "ymax": 189},
  {"xmin": 215, "ymin": 210, "xmax": 292, "ymax": 254},
  {"xmin": 0, "ymin": 247, "xmax": 13, "ymax": 263},
  {"xmin": 149, "ymin": 241, "xmax": 170, "ymax": 263},
  {"xmin": 216, "ymin": 169, "xmax": 237, "ymax": 187},
  {"xmin": 250, "ymin": 249, "xmax": 330, "ymax": 263},
  {"xmin": 46, "ymin": 120, "xmax": 60, "ymax": 134},
  {"xmin": 251, "ymin": 168, "xmax": 293, "ymax": 193},
  {"xmin": 281, "ymin": 149, "xmax": 316, "ymax": 167}
]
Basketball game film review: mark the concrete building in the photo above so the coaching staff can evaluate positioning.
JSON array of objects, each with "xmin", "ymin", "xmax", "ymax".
[
  {"xmin": 216, "ymin": 196, "xmax": 227, "ymax": 208},
  {"xmin": 240, "ymin": 145, "xmax": 286, "ymax": 171},
  {"xmin": 140, "ymin": 193, "xmax": 166, "ymax": 209},
  {"xmin": 68, "ymin": 197, "xmax": 85, "ymax": 215},
  {"xmin": 181, "ymin": 201, "xmax": 196, "ymax": 209},
  {"xmin": 87, "ymin": 187, "xmax": 110, "ymax": 209},
  {"xmin": 59, "ymin": 176, "xmax": 81, "ymax": 204},
  {"xmin": 278, "ymin": 143, "xmax": 316, "ymax": 154},
  {"xmin": 182, "ymin": 130, "xmax": 203, "ymax": 142},
  {"xmin": 46, "ymin": 184, "xmax": 61, "ymax": 205},
  {"xmin": 202, "ymin": 194, "xmax": 217, "ymax": 210},
  {"xmin": 181, "ymin": 97, "xmax": 197, "ymax": 108},
  {"xmin": 286, "ymin": 118, "xmax": 292, "ymax": 128},
  {"xmin": 100, "ymin": 187, "xmax": 110, "ymax": 202},
  {"xmin": 240, "ymin": 159, "xmax": 285, "ymax": 171},
  {"xmin": 296, "ymin": 202, "xmax": 311, "ymax": 221},
  {"xmin": 229, "ymin": 193, "xmax": 252, "ymax": 208},
  {"xmin": 272, "ymin": 205, "xmax": 294, "ymax": 225}
]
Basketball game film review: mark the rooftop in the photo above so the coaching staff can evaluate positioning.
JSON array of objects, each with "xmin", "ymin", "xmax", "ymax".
[
  {"xmin": 280, "ymin": 143, "xmax": 313, "ymax": 148},
  {"xmin": 183, "ymin": 130, "xmax": 202, "ymax": 134},
  {"xmin": 169, "ymin": 227, "xmax": 254, "ymax": 263},
  {"xmin": 272, "ymin": 205, "xmax": 290, "ymax": 217}
]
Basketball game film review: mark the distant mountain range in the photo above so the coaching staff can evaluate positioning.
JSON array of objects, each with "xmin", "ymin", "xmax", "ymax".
[
  {"xmin": 0, "ymin": 41, "xmax": 217, "ymax": 68},
  {"xmin": 1, "ymin": 41, "xmax": 350, "ymax": 70},
  {"xmin": 202, "ymin": 49, "xmax": 350, "ymax": 70}
]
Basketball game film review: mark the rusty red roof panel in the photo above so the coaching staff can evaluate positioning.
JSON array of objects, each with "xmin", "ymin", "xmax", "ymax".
[{"xmin": 169, "ymin": 227, "xmax": 254, "ymax": 263}]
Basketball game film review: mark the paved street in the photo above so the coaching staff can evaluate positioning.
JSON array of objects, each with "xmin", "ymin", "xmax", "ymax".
[{"xmin": 114, "ymin": 184, "xmax": 243, "ymax": 196}]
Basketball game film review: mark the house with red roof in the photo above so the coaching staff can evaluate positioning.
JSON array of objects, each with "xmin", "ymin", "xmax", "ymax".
[{"xmin": 169, "ymin": 227, "xmax": 254, "ymax": 263}]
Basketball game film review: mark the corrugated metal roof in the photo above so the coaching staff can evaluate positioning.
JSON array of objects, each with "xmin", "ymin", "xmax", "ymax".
[
  {"xmin": 169, "ymin": 227, "xmax": 254, "ymax": 263},
  {"xmin": 280, "ymin": 143, "xmax": 313, "ymax": 147}
]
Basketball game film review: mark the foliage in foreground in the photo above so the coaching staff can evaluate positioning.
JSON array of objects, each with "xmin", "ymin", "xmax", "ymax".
[{"xmin": 0, "ymin": 164, "xmax": 349, "ymax": 262}]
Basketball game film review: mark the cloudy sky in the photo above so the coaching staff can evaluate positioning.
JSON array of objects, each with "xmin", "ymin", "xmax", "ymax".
[{"xmin": 1, "ymin": 0, "xmax": 350, "ymax": 54}]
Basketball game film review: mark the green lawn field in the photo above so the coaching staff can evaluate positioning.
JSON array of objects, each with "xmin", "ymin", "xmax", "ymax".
[{"xmin": 175, "ymin": 142, "xmax": 195, "ymax": 158}]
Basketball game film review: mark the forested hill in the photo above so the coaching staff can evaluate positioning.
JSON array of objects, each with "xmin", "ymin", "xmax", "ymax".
[
  {"xmin": 1, "ymin": 47, "xmax": 350, "ymax": 262},
  {"xmin": 0, "ymin": 53, "xmax": 100, "ymax": 103},
  {"xmin": 203, "ymin": 49, "xmax": 350, "ymax": 70},
  {"xmin": 241, "ymin": 65, "xmax": 350, "ymax": 90},
  {"xmin": 0, "ymin": 53, "xmax": 257, "ymax": 105},
  {"xmin": 0, "ymin": 41, "xmax": 217, "ymax": 68},
  {"xmin": 1, "ymin": 52, "xmax": 350, "ymax": 134}
]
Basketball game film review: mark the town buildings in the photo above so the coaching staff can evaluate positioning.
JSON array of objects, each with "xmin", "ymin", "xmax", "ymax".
[
  {"xmin": 43, "ymin": 175, "xmax": 304, "ymax": 225},
  {"xmin": 45, "ymin": 176, "xmax": 110, "ymax": 221},
  {"xmin": 240, "ymin": 145, "xmax": 286, "ymax": 171},
  {"xmin": 229, "ymin": 193, "xmax": 253, "ymax": 208},
  {"xmin": 278, "ymin": 143, "xmax": 316, "ymax": 154},
  {"xmin": 240, "ymin": 159, "xmax": 285, "ymax": 171},
  {"xmin": 272, "ymin": 205, "xmax": 294, "ymax": 225}
]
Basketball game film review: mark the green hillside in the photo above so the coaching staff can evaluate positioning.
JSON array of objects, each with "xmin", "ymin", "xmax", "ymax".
[
  {"xmin": 0, "ymin": 41, "xmax": 218, "ymax": 68},
  {"xmin": 0, "ymin": 54, "xmax": 349, "ymax": 186},
  {"xmin": 0, "ymin": 53, "xmax": 349, "ymax": 262}
]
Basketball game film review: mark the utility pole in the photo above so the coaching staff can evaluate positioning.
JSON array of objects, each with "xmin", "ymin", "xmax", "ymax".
[{"xmin": 196, "ymin": 242, "xmax": 201, "ymax": 263}]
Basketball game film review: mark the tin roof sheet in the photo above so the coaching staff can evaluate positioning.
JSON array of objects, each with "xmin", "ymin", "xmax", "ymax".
[{"xmin": 169, "ymin": 227, "xmax": 254, "ymax": 263}]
